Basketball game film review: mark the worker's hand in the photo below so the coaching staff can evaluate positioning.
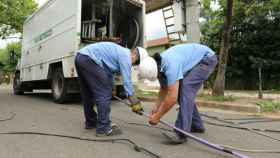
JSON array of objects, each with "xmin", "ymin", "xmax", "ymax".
[
  {"xmin": 149, "ymin": 113, "xmax": 160, "ymax": 125},
  {"xmin": 129, "ymin": 96, "xmax": 144, "ymax": 115},
  {"xmin": 151, "ymin": 105, "xmax": 159, "ymax": 115}
]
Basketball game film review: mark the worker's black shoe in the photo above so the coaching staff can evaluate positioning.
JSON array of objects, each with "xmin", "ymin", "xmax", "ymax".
[
  {"xmin": 191, "ymin": 128, "xmax": 205, "ymax": 133},
  {"xmin": 85, "ymin": 123, "xmax": 97, "ymax": 129},
  {"xmin": 96, "ymin": 124, "xmax": 122, "ymax": 137},
  {"xmin": 162, "ymin": 132, "xmax": 187, "ymax": 144}
]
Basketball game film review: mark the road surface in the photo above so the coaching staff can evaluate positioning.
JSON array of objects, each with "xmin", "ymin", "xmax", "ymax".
[{"xmin": 0, "ymin": 86, "xmax": 279, "ymax": 158}]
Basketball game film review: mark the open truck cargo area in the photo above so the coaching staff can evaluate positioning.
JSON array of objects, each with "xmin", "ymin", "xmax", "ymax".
[
  {"xmin": 81, "ymin": 0, "xmax": 145, "ymax": 48},
  {"xmin": 144, "ymin": 0, "xmax": 172, "ymax": 13},
  {"xmin": 14, "ymin": 0, "xmax": 145, "ymax": 103}
]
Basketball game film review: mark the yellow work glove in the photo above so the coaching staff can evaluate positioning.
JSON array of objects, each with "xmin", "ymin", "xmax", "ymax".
[
  {"xmin": 130, "ymin": 97, "xmax": 144, "ymax": 115},
  {"xmin": 131, "ymin": 103, "xmax": 143, "ymax": 114}
]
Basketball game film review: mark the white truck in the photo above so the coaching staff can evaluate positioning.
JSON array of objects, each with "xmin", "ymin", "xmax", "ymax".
[{"xmin": 13, "ymin": 0, "xmax": 146, "ymax": 103}]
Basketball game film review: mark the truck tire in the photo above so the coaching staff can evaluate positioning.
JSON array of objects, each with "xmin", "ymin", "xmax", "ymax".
[
  {"xmin": 51, "ymin": 68, "xmax": 68, "ymax": 103},
  {"xmin": 13, "ymin": 72, "xmax": 24, "ymax": 95}
]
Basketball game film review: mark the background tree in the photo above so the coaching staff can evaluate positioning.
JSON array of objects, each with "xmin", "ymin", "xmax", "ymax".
[
  {"xmin": 201, "ymin": 0, "xmax": 280, "ymax": 91},
  {"xmin": 0, "ymin": 49, "xmax": 5, "ymax": 70},
  {"xmin": 0, "ymin": 0, "xmax": 37, "ymax": 39},
  {"xmin": 0, "ymin": 42, "xmax": 21, "ymax": 72},
  {"xmin": 0, "ymin": 0, "xmax": 37, "ymax": 83},
  {"xmin": 212, "ymin": 0, "xmax": 233, "ymax": 96},
  {"xmin": 0, "ymin": 42, "xmax": 21, "ymax": 83}
]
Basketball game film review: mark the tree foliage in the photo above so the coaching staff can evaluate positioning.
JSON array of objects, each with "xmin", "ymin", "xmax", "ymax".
[
  {"xmin": 201, "ymin": 0, "xmax": 280, "ymax": 90},
  {"xmin": 0, "ymin": 42, "xmax": 21, "ymax": 72},
  {"xmin": 0, "ymin": 0, "xmax": 37, "ymax": 38}
]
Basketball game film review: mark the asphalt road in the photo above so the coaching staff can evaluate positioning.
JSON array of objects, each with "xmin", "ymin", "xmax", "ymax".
[{"xmin": 0, "ymin": 87, "xmax": 280, "ymax": 158}]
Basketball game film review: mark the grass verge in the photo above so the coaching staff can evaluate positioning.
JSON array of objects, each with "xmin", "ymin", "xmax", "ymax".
[
  {"xmin": 257, "ymin": 101, "xmax": 280, "ymax": 112},
  {"xmin": 138, "ymin": 90, "xmax": 238, "ymax": 102},
  {"xmin": 137, "ymin": 90, "xmax": 158, "ymax": 99},
  {"xmin": 198, "ymin": 94, "xmax": 237, "ymax": 102}
]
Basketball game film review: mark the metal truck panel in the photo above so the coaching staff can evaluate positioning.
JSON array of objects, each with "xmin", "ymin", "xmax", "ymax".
[
  {"xmin": 21, "ymin": 0, "xmax": 79, "ymax": 81},
  {"xmin": 20, "ymin": 0, "xmax": 146, "ymax": 83}
]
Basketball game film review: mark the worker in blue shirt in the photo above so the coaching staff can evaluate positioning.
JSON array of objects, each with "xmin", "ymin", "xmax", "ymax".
[
  {"xmin": 149, "ymin": 43, "xmax": 218, "ymax": 144},
  {"xmin": 75, "ymin": 42, "xmax": 157, "ymax": 137}
]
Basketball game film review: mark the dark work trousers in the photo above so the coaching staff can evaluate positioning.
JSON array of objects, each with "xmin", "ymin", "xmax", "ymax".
[
  {"xmin": 175, "ymin": 55, "xmax": 218, "ymax": 138},
  {"xmin": 75, "ymin": 53, "xmax": 113, "ymax": 133}
]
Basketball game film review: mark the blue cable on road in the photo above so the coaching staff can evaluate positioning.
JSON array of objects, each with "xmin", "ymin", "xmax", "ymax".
[{"xmin": 113, "ymin": 96, "xmax": 251, "ymax": 158}]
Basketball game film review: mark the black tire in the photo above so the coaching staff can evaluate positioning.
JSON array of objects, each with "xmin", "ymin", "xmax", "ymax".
[
  {"xmin": 51, "ymin": 68, "xmax": 68, "ymax": 103},
  {"xmin": 13, "ymin": 72, "xmax": 24, "ymax": 95}
]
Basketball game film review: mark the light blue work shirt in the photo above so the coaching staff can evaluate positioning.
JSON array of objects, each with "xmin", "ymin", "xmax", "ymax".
[
  {"xmin": 78, "ymin": 42, "xmax": 134, "ymax": 96},
  {"xmin": 160, "ymin": 43, "xmax": 215, "ymax": 86}
]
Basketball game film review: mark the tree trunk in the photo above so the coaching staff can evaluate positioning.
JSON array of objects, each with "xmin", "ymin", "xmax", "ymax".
[
  {"xmin": 258, "ymin": 65, "xmax": 263, "ymax": 99},
  {"xmin": 212, "ymin": 0, "xmax": 233, "ymax": 96}
]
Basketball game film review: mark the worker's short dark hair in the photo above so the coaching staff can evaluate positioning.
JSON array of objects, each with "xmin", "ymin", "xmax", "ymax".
[
  {"xmin": 153, "ymin": 52, "xmax": 161, "ymax": 68},
  {"xmin": 152, "ymin": 52, "xmax": 162, "ymax": 77}
]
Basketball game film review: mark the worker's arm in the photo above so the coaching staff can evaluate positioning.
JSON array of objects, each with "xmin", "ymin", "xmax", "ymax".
[
  {"xmin": 151, "ymin": 87, "xmax": 168, "ymax": 114},
  {"xmin": 119, "ymin": 57, "xmax": 144, "ymax": 114},
  {"xmin": 118, "ymin": 52, "xmax": 134, "ymax": 97},
  {"xmin": 149, "ymin": 81, "xmax": 179, "ymax": 125},
  {"xmin": 118, "ymin": 58, "xmax": 145, "ymax": 114}
]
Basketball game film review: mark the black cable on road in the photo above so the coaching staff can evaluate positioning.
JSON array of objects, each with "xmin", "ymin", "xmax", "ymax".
[
  {"xmin": 200, "ymin": 113, "xmax": 237, "ymax": 124},
  {"xmin": 0, "ymin": 112, "xmax": 16, "ymax": 122},
  {"xmin": 127, "ymin": 122, "xmax": 172, "ymax": 132},
  {"xmin": 123, "ymin": 121, "xmax": 280, "ymax": 153},
  {"xmin": 112, "ymin": 116, "xmax": 172, "ymax": 132},
  {"xmin": 125, "ymin": 120, "xmax": 280, "ymax": 134},
  {"xmin": 201, "ymin": 113, "xmax": 280, "ymax": 142},
  {"xmin": 203, "ymin": 120, "xmax": 280, "ymax": 142},
  {"xmin": 201, "ymin": 113, "xmax": 280, "ymax": 133},
  {"xmin": 204, "ymin": 120, "xmax": 280, "ymax": 133},
  {"xmin": 236, "ymin": 119, "xmax": 280, "ymax": 125},
  {"xmin": 225, "ymin": 117, "xmax": 267, "ymax": 121},
  {"xmin": 201, "ymin": 113, "xmax": 280, "ymax": 125},
  {"xmin": 0, "ymin": 131, "xmax": 160, "ymax": 158}
]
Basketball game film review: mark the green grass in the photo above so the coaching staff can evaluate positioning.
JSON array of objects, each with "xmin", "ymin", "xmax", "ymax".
[
  {"xmin": 138, "ymin": 90, "xmax": 238, "ymax": 102},
  {"xmin": 264, "ymin": 89, "xmax": 280, "ymax": 94},
  {"xmin": 257, "ymin": 101, "xmax": 280, "ymax": 112},
  {"xmin": 226, "ymin": 90, "xmax": 280, "ymax": 94},
  {"xmin": 137, "ymin": 90, "xmax": 158, "ymax": 98},
  {"xmin": 198, "ymin": 95, "xmax": 237, "ymax": 102}
]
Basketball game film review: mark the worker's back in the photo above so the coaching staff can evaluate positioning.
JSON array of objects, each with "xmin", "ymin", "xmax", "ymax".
[
  {"xmin": 79, "ymin": 42, "xmax": 131, "ymax": 73},
  {"xmin": 160, "ymin": 43, "xmax": 215, "ymax": 85}
]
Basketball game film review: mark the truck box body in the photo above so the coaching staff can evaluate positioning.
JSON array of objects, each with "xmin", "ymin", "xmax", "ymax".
[
  {"xmin": 21, "ymin": 0, "xmax": 79, "ymax": 81},
  {"xmin": 15, "ymin": 0, "xmax": 146, "ymax": 102},
  {"xmin": 21, "ymin": 0, "xmax": 145, "ymax": 82}
]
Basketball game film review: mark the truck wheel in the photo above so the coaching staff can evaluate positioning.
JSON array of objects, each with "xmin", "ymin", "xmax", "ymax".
[
  {"xmin": 51, "ymin": 68, "xmax": 68, "ymax": 103},
  {"xmin": 13, "ymin": 72, "xmax": 24, "ymax": 95}
]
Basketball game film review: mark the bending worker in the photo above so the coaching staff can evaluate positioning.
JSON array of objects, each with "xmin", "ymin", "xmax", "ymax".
[
  {"xmin": 149, "ymin": 43, "xmax": 218, "ymax": 144},
  {"xmin": 75, "ymin": 42, "xmax": 157, "ymax": 137}
]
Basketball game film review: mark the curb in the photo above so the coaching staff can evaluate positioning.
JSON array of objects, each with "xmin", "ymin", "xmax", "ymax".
[
  {"xmin": 139, "ymin": 97, "xmax": 261, "ymax": 113},
  {"xmin": 196, "ymin": 100, "xmax": 261, "ymax": 113}
]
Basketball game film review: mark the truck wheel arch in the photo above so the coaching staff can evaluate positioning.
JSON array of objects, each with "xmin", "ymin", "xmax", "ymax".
[
  {"xmin": 48, "ymin": 62, "xmax": 69, "ymax": 103},
  {"xmin": 47, "ymin": 62, "xmax": 63, "ymax": 80}
]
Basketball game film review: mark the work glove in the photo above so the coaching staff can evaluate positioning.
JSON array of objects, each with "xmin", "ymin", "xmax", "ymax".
[{"xmin": 129, "ymin": 96, "xmax": 144, "ymax": 115}]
